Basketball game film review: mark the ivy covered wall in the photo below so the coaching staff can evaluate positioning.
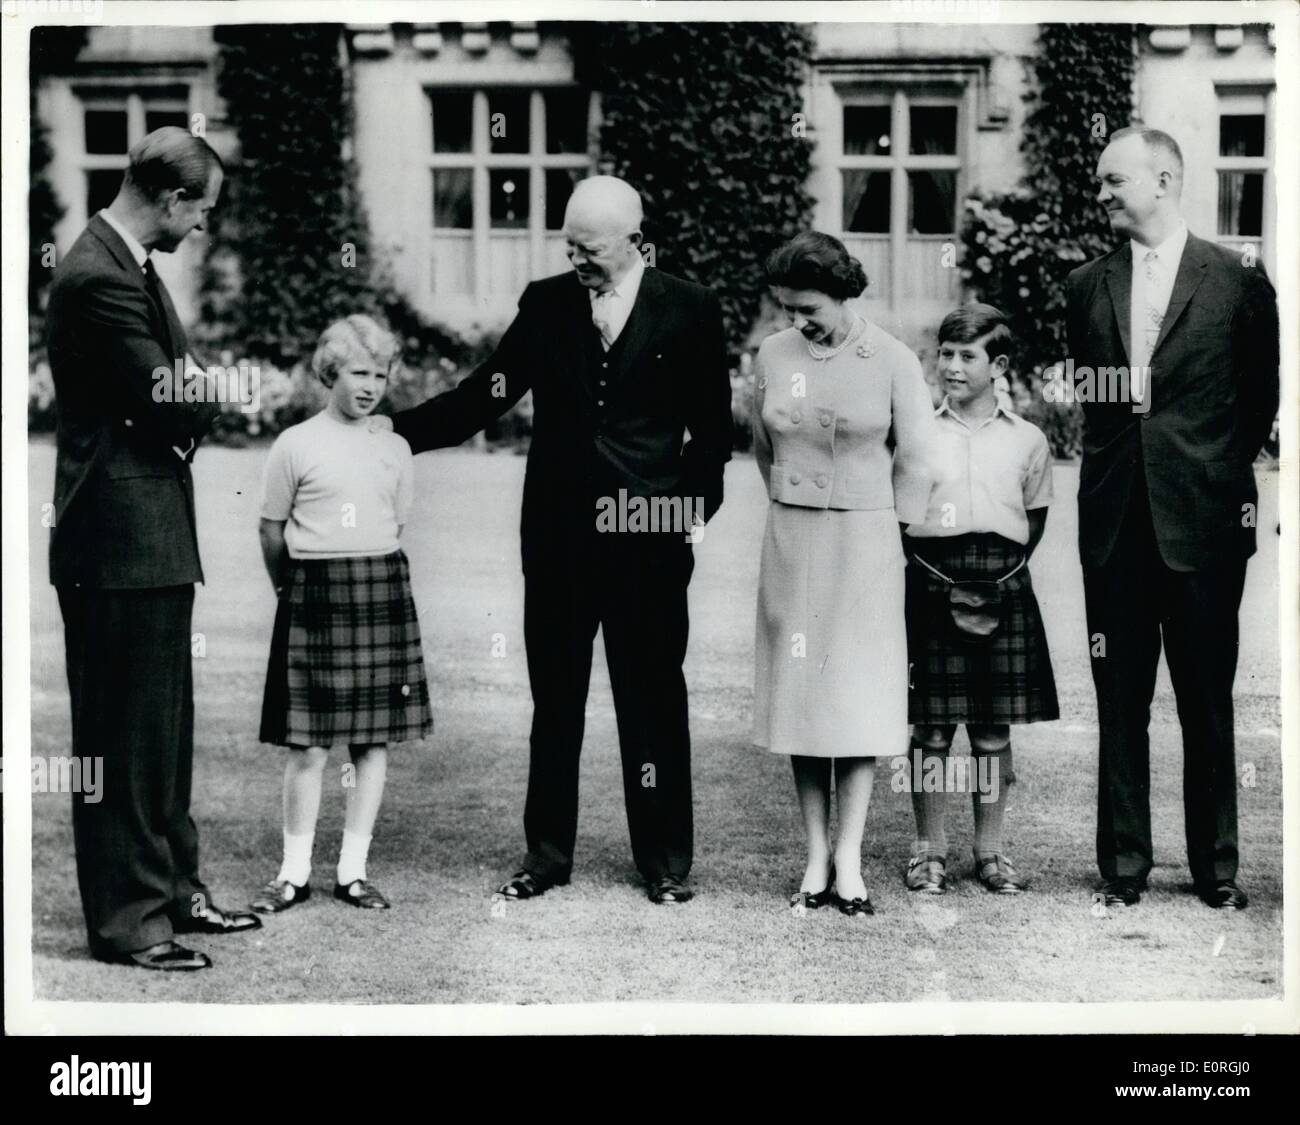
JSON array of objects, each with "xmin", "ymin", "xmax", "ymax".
[
  {"xmin": 200, "ymin": 25, "xmax": 382, "ymax": 365},
  {"xmin": 574, "ymin": 21, "xmax": 815, "ymax": 358}
]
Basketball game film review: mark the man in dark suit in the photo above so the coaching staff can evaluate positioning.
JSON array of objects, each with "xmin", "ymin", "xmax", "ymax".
[
  {"xmin": 47, "ymin": 127, "xmax": 260, "ymax": 969},
  {"xmin": 384, "ymin": 176, "xmax": 732, "ymax": 904},
  {"xmin": 1067, "ymin": 126, "xmax": 1279, "ymax": 910}
]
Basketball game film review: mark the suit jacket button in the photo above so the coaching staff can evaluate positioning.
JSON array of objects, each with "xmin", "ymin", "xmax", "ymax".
[
  {"xmin": 791, "ymin": 411, "xmax": 802, "ymax": 424},
  {"xmin": 815, "ymin": 474, "xmax": 828, "ymax": 488},
  {"xmin": 790, "ymin": 472, "xmax": 802, "ymax": 485},
  {"xmin": 124, "ymin": 418, "xmax": 134, "ymax": 427},
  {"xmin": 597, "ymin": 399, "xmax": 605, "ymax": 407},
  {"xmin": 820, "ymin": 414, "xmax": 832, "ymax": 427}
]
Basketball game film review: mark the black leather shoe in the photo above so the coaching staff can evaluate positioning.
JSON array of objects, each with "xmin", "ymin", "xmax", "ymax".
[
  {"xmin": 835, "ymin": 894, "xmax": 875, "ymax": 916},
  {"xmin": 174, "ymin": 903, "xmax": 263, "ymax": 935},
  {"xmin": 648, "ymin": 876, "xmax": 693, "ymax": 904},
  {"xmin": 1096, "ymin": 877, "xmax": 1144, "ymax": 907},
  {"xmin": 1196, "ymin": 879, "xmax": 1248, "ymax": 910},
  {"xmin": 496, "ymin": 870, "xmax": 566, "ymax": 900},
  {"xmin": 790, "ymin": 887, "xmax": 836, "ymax": 911},
  {"xmin": 790, "ymin": 866, "xmax": 836, "ymax": 911},
  {"xmin": 106, "ymin": 940, "xmax": 213, "ymax": 971}
]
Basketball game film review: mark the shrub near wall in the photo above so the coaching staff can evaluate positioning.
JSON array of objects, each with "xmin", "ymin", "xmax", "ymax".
[{"xmin": 960, "ymin": 24, "xmax": 1136, "ymax": 458}]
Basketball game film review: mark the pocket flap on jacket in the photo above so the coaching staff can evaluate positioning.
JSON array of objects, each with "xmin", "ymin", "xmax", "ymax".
[
  {"xmin": 1205, "ymin": 458, "xmax": 1248, "ymax": 482},
  {"xmin": 102, "ymin": 450, "xmax": 179, "ymax": 480}
]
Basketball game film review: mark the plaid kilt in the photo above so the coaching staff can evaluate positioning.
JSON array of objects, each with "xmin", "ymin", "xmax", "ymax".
[
  {"xmin": 259, "ymin": 550, "xmax": 433, "ymax": 747},
  {"xmin": 905, "ymin": 533, "xmax": 1058, "ymax": 726}
]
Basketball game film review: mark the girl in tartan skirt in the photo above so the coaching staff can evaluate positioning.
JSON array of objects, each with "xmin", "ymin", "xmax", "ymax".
[
  {"xmin": 251, "ymin": 315, "xmax": 432, "ymax": 914},
  {"xmin": 902, "ymin": 305, "xmax": 1058, "ymax": 896}
]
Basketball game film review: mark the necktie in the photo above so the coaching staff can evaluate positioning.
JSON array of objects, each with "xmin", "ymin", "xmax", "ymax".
[
  {"xmin": 143, "ymin": 258, "xmax": 175, "ymax": 356},
  {"xmin": 1132, "ymin": 249, "xmax": 1161, "ymax": 402},
  {"xmin": 591, "ymin": 290, "xmax": 615, "ymax": 351}
]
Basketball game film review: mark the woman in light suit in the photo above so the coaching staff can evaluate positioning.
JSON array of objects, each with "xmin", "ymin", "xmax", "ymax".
[{"xmin": 752, "ymin": 232, "xmax": 935, "ymax": 915}]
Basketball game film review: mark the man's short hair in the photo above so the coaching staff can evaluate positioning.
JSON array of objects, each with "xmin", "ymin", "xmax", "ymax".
[
  {"xmin": 937, "ymin": 302, "xmax": 1014, "ymax": 363},
  {"xmin": 123, "ymin": 126, "xmax": 223, "ymax": 201},
  {"xmin": 1109, "ymin": 125, "xmax": 1184, "ymax": 183}
]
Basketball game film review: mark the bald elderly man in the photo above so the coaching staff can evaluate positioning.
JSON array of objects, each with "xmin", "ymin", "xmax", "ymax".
[{"xmin": 384, "ymin": 177, "xmax": 732, "ymax": 904}]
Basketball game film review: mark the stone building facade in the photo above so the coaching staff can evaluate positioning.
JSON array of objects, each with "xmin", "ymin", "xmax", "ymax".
[{"xmin": 35, "ymin": 19, "xmax": 1277, "ymax": 353}]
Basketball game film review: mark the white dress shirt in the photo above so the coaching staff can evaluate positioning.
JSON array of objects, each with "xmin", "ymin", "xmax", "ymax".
[
  {"xmin": 1128, "ymin": 220, "xmax": 1187, "ymax": 401},
  {"xmin": 98, "ymin": 209, "xmax": 150, "ymax": 271},
  {"xmin": 589, "ymin": 254, "xmax": 645, "ymax": 350}
]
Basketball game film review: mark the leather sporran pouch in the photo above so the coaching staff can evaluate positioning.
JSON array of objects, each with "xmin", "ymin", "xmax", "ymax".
[
  {"xmin": 910, "ymin": 552, "xmax": 1026, "ymax": 643},
  {"xmin": 947, "ymin": 581, "xmax": 1004, "ymax": 639}
]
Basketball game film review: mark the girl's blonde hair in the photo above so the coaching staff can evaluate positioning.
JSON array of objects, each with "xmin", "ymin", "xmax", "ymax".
[{"xmin": 312, "ymin": 314, "xmax": 399, "ymax": 388}]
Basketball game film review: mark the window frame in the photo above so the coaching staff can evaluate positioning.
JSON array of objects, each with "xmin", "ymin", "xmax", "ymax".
[
  {"xmin": 832, "ymin": 80, "xmax": 969, "ymax": 305},
  {"xmin": 75, "ymin": 86, "xmax": 191, "ymax": 223},
  {"xmin": 1213, "ymin": 85, "xmax": 1274, "ymax": 267},
  {"xmin": 427, "ymin": 85, "xmax": 596, "ymax": 300}
]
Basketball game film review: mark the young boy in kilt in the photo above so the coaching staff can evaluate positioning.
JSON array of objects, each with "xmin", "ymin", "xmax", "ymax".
[
  {"xmin": 902, "ymin": 304, "xmax": 1059, "ymax": 895},
  {"xmin": 251, "ymin": 315, "xmax": 432, "ymax": 913}
]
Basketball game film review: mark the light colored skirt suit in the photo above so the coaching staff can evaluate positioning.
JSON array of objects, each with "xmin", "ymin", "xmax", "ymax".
[{"xmin": 751, "ymin": 322, "xmax": 935, "ymax": 759}]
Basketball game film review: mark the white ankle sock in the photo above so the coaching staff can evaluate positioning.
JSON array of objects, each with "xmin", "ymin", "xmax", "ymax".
[
  {"xmin": 277, "ymin": 831, "xmax": 314, "ymax": 886},
  {"xmin": 336, "ymin": 830, "xmax": 372, "ymax": 886}
]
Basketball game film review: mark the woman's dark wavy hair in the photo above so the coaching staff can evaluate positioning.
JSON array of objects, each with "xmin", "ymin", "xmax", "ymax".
[{"xmin": 764, "ymin": 231, "xmax": 868, "ymax": 300}]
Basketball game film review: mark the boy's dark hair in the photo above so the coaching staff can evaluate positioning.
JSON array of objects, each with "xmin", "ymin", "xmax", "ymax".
[
  {"xmin": 765, "ymin": 231, "xmax": 868, "ymax": 300},
  {"xmin": 937, "ymin": 303, "xmax": 1014, "ymax": 363}
]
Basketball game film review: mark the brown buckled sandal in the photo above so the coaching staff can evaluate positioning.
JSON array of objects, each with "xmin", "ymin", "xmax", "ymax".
[
  {"xmin": 975, "ymin": 853, "xmax": 1026, "ymax": 895},
  {"xmin": 906, "ymin": 853, "xmax": 947, "ymax": 894}
]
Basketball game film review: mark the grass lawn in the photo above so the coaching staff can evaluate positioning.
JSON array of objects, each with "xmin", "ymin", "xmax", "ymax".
[{"xmin": 24, "ymin": 438, "xmax": 1284, "ymax": 1008}]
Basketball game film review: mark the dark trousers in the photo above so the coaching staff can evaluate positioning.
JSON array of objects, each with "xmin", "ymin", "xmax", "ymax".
[
  {"xmin": 1082, "ymin": 480, "xmax": 1246, "ymax": 887},
  {"xmin": 58, "ymin": 584, "xmax": 209, "ymax": 957},
  {"xmin": 521, "ymin": 528, "xmax": 695, "ymax": 884}
]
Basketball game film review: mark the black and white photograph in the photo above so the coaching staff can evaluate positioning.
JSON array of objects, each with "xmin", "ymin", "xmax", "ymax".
[{"xmin": 4, "ymin": 0, "xmax": 1297, "ymax": 1063}]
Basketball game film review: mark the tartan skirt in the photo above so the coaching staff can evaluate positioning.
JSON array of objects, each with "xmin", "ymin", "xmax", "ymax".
[
  {"xmin": 904, "ymin": 532, "xmax": 1059, "ymax": 726},
  {"xmin": 259, "ymin": 550, "xmax": 433, "ymax": 747}
]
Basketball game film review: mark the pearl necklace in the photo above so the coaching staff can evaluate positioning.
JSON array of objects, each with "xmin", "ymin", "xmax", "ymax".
[{"xmin": 806, "ymin": 314, "xmax": 867, "ymax": 361}]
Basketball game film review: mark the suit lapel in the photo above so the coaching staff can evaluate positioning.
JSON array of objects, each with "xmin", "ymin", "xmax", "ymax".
[
  {"xmin": 1104, "ymin": 246, "xmax": 1134, "ymax": 366},
  {"xmin": 1151, "ymin": 234, "xmax": 1208, "ymax": 358},
  {"xmin": 610, "ymin": 266, "xmax": 665, "ymax": 380},
  {"xmin": 561, "ymin": 274, "xmax": 598, "ymax": 405},
  {"xmin": 89, "ymin": 215, "xmax": 182, "ymax": 357}
]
